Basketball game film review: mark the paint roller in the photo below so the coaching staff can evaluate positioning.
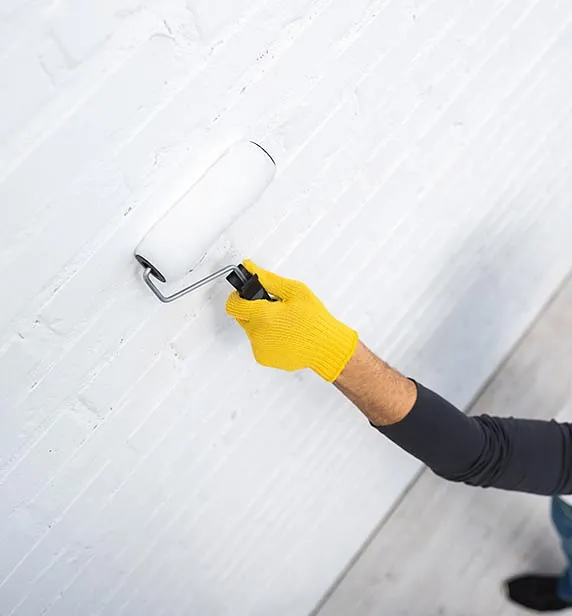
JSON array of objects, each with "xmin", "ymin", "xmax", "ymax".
[{"xmin": 135, "ymin": 140, "xmax": 276, "ymax": 303}]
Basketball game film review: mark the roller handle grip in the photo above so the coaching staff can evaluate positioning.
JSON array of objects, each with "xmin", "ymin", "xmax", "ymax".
[{"xmin": 226, "ymin": 265, "xmax": 273, "ymax": 301}]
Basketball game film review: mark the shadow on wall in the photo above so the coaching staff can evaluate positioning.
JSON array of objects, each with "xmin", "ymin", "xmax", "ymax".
[
  {"xmin": 398, "ymin": 207, "xmax": 572, "ymax": 590},
  {"xmin": 308, "ymin": 220, "xmax": 572, "ymax": 616},
  {"xmin": 404, "ymin": 207, "xmax": 550, "ymax": 410}
]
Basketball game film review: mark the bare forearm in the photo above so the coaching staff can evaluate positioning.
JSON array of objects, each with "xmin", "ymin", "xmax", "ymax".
[{"xmin": 334, "ymin": 341, "xmax": 417, "ymax": 426}]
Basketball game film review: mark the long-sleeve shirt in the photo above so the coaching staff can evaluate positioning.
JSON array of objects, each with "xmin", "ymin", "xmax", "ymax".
[{"xmin": 374, "ymin": 382, "xmax": 572, "ymax": 496}]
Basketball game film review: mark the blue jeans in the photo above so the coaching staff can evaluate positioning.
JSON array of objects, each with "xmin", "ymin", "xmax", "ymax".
[{"xmin": 552, "ymin": 497, "xmax": 572, "ymax": 600}]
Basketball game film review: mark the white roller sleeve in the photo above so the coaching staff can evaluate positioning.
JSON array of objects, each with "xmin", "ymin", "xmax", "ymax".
[{"xmin": 135, "ymin": 141, "xmax": 276, "ymax": 282}]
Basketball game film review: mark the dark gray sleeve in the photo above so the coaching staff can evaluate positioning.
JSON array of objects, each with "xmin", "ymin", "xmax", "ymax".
[{"xmin": 374, "ymin": 382, "xmax": 572, "ymax": 495}]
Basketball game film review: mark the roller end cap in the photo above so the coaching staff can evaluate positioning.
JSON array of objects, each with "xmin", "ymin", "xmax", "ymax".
[{"xmin": 135, "ymin": 254, "xmax": 166, "ymax": 283}]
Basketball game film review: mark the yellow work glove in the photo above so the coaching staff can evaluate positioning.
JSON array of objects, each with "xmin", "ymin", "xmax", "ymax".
[{"xmin": 226, "ymin": 260, "xmax": 358, "ymax": 382}]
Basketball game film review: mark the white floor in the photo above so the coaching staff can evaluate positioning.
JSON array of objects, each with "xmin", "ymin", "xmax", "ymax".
[{"xmin": 317, "ymin": 273, "xmax": 572, "ymax": 616}]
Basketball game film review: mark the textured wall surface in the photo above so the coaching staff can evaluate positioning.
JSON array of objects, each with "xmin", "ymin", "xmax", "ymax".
[{"xmin": 1, "ymin": 1, "xmax": 572, "ymax": 615}]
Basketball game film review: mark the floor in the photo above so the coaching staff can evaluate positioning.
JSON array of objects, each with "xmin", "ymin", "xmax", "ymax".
[{"xmin": 316, "ymin": 272, "xmax": 572, "ymax": 616}]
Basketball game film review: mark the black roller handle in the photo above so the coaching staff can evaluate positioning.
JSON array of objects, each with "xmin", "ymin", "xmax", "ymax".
[{"xmin": 226, "ymin": 264, "xmax": 273, "ymax": 301}]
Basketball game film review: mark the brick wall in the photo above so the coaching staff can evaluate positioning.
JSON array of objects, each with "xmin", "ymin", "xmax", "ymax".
[{"xmin": 1, "ymin": 1, "xmax": 572, "ymax": 614}]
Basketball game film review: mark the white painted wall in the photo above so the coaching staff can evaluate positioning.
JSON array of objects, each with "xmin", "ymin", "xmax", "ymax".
[{"xmin": 1, "ymin": 1, "xmax": 572, "ymax": 615}]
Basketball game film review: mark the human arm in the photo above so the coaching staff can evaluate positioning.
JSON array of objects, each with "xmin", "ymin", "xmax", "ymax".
[
  {"xmin": 337, "ymin": 342, "xmax": 572, "ymax": 495},
  {"xmin": 227, "ymin": 261, "xmax": 572, "ymax": 495}
]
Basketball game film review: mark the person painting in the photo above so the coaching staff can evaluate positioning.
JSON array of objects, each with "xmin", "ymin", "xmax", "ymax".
[{"xmin": 226, "ymin": 260, "xmax": 572, "ymax": 613}]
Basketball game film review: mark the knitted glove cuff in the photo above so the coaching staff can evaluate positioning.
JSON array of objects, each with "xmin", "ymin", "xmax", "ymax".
[{"xmin": 309, "ymin": 315, "xmax": 359, "ymax": 382}]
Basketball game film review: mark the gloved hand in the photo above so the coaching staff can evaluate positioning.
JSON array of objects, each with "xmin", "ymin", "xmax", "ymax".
[{"xmin": 226, "ymin": 260, "xmax": 358, "ymax": 382}]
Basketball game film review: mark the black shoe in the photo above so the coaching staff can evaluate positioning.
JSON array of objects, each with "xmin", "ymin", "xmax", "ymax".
[{"xmin": 505, "ymin": 575, "xmax": 572, "ymax": 612}]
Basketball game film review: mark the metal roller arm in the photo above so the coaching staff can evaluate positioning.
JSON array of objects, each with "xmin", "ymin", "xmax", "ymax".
[{"xmin": 142, "ymin": 265, "xmax": 247, "ymax": 303}]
